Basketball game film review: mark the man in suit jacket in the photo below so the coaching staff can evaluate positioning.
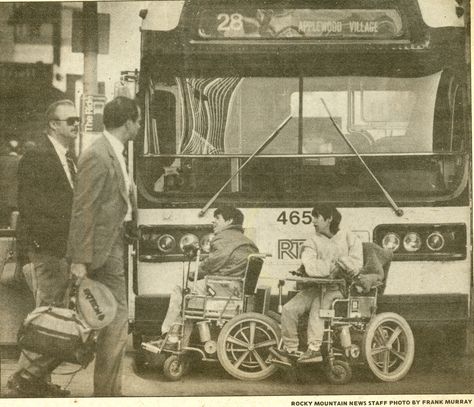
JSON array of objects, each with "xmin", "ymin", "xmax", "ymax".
[
  {"xmin": 68, "ymin": 96, "xmax": 140, "ymax": 396},
  {"xmin": 0, "ymin": 140, "xmax": 20, "ymax": 228},
  {"xmin": 8, "ymin": 100, "xmax": 79, "ymax": 397}
]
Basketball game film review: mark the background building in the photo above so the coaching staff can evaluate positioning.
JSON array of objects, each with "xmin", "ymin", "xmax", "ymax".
[{"xmin": 0, "ymin": 1, "xmax": 143, "ymax": 148}]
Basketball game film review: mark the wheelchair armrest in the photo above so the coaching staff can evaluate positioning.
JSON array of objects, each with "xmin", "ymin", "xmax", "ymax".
[{"xmin": 371, "ymin": 281, "xmax": 384, "ymax": 289}]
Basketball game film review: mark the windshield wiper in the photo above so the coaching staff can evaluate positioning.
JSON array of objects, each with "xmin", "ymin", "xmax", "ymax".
[
  {"xmin": 199, "ymin": 114, "xmax": 292, "ymax": 217},
  {"xmin": 320, "ymin": 98, "xmax": 404, "ymax": 217}
]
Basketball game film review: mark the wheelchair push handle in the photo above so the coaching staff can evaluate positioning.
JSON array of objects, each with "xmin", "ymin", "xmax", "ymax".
[{"xmin": 249, "ymin": 253, "xmax": 272, "ymax": 260}]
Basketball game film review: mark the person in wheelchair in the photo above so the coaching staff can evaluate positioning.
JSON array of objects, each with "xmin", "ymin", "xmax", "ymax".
[
  {"xmin": 159, "ymin": 205, "xmax": 258, "ymax": 344},
  {"xmin": 276, "ymin": 204, "xmax": 363, "ymax": 364}
]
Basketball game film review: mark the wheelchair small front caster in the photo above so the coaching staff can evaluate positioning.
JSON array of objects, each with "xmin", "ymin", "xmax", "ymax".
[
  {"xmin": 163, "ymin": 355, "xmax": 189, "ymax": 381},
  {"xmin": 325, "ymin": 359, "xmax": 352, "ymax": 385}
]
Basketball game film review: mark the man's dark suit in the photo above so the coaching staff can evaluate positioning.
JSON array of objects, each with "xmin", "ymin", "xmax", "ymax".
[
  {"xmin": 16, "ymin": 135, "xmax": 73, "ymax": 379},
  {"xmin": 17, "ymin": 136, "xmax": 73, "ymax": 259},
  {"xmin": 0, "ymin": 153, "xmax": 20, "ymax": 227},
  {"xmin": 68, "ymin": 134, "xmax": 136, "ymax": 396}
]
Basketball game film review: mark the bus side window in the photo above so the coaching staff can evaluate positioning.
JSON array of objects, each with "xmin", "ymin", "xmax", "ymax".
[
  {"xmin": 151, "ymin": 90, "xmax": 177, "ymax": 156},
  {"xmin": 140, "ymin": 89, "xmax": 177, "ymax": 192},
  {"xmin": 433, "ymin": 73, "xmax": 456, "ymax": 152}
]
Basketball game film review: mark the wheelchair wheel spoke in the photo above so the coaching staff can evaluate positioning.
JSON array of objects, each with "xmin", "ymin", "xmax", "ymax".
[
  {"xmin": 240, "ymin": 329, "xmax": 250, "ymax": 344},
  {"xmin": 382, "ymin": 349, "xmax": 390, "ymax": 374},
  {"xmin": 371, "ymin": 346, "xmax": 386, "ymax": 356},
  {"xmin": 233, "ymin": 350, "xmax": 250, "ymax": 368},
  {"xmin": 374, "ymin": 327, "xmax": 387, "ymax": 346},
  {"xmin": 249, "ymin": 322, "xmax": 256, "ymax": 346},
  {"xmin": 254, "ymin": 339, "xmax": 277, "ymax": 349},
  {"xmin": 252, "ymin": 350, "xmax": 268, "ymax": 370},
  {"xmin": 227, "ymin": 335, "xmax": 249, "ymax": 349},
  {"xmin": 390, "ymin": 348, "xmax": 406, "ymax": 362},
  {"xmin": 386, "ymin": 326, "xmax": 402, "ymax": 347}
]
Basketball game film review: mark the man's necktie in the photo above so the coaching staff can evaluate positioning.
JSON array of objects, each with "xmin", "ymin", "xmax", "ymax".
[{"xmin": 65, "ymin": 150, "xmax": 77, "ymax": 186}]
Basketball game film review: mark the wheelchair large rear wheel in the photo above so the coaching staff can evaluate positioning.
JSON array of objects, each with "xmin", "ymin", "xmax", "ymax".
[
  {"xmin": 217, "ymin": 312, "xmax": 281, "ymax": 381},
  {"xmin": 363, "ymin": 312, "xmax": 415, "ymax": 382}
]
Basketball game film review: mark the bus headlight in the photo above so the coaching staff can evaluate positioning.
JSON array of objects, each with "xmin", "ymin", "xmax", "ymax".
[
  {"xmin": 382, "ymin": 232, "xmax": 400, "ymax": 251},
  {"xmin": 374, "ymin": 224, "xmax": 466, "ymax": 261},
  {"xmin": 426, "ymin": 232, "xmax": 445, "ymax": 252},
  {"xmin": 403, "ymin": 232, "xmax": 422, "ymax": 252},
  {"xmin": 157, "ymin": 234, "xmax": 176, "ymax": 253},
  {"xmin": 200, "ymin": 233, "xmax": 214, "ymax": 253},
  {"xmin": 179, "ymin": 233, "xmax": 199, "ymax": 252}
]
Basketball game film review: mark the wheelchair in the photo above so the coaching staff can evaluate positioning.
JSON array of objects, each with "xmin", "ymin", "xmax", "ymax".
[
  {"xmin": 270, "ymin": 247, "xmax": 415, "ymax": 384},
  {"xmin": 142, "ymin": 250, "xmax": 281, "ymax": 381}
]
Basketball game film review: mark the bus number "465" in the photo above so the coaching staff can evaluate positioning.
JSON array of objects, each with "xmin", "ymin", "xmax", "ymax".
[{"xmin": 277, "ymin": 210, "xmax": 313, "ymax": 225}]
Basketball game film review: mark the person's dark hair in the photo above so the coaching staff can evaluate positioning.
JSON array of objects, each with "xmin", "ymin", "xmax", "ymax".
[
  {"xmin": 103, "ymin": 96, "xmax": 139, "ymax": 130},
  {"xmin": 214, "ymin": 206, "xmax": 244, "ymax": 226},
  {"xmin": 46, "ymin": 99, "xmax": 75, "ymax": 123},
  {"xmin": 311, "ymin": 204, "xmax": 341, "ymax": 235}
]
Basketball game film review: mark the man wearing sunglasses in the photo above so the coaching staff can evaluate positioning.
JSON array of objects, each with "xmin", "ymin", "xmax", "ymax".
[{"xmin": 8, "ymin": 100, "xmax": 79, "ymax": 397}]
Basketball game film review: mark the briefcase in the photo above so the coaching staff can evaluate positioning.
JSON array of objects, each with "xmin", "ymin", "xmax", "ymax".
[{"xmin": 17, "ymin": 306, "xmax": 96, "ymax": 367}]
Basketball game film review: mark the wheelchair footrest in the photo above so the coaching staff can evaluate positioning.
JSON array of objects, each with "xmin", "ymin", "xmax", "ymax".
[
  {"xmin": 267, "ymin": 347, "xmax": 295, "ymax": 367},
  {"xmin": 142, "ymin": 342, "xmax": 161, "ymax": 354}
]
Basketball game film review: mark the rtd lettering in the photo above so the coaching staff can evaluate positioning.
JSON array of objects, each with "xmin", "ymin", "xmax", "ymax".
[
  {"xmin": 278, "ymin": 239, "xmax": 305, "ymax": 260},
  {"xmin": 83, "ymin": 288, "xmax": 106, "ymax": 321}
]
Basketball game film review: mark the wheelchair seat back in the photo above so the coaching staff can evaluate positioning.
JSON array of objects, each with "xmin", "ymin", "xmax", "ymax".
[
  {"xmin": 184, "ymin": 254, "xmax": 265, "ymax": 320},
  {"xmin": 243, "ymin": 255, "xmax": 264, "ymax": 296},
  {"xmin": 331, "ymin": 243, "xmax": 392, "ymax": 320},
  {"xmin": 360, "ymin": 242, "xmax": 393, "ymax": 295}
]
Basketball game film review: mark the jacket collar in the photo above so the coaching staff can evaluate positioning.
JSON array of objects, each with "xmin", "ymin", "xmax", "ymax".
[
  {"xmin": 100, "ymin": 134, "xmax": 129, "ymax": 206},
  {"xmin": 216, "ymin": 224, "xmax": 244, "ymax": 235},
  {"xmin": 42, "ymin": 134, "xmax": 73, "ymax": 191}
]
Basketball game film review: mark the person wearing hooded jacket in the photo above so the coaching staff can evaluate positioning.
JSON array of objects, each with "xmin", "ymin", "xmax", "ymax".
[
  {"xmin": 277, "ymin": 204, "xmax": 363, "ymax": 364},
  {"xmin": 160, "ymin": 205, "xmax": 258, "ymax": 336}
]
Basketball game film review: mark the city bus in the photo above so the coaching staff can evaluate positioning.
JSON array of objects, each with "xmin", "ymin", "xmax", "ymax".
[{"xmin": 129, "ymin": 0, "xmax": 471, "ymax": 363}]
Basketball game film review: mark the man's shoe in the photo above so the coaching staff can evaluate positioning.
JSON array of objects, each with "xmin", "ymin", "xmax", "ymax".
[
  {"xmin": 7, "ymin": 372, "xmax": 70, "ymax": 397},
  {"xmin": 297, "ymin": 349, "xmax": 323, "ymax": 364},
  {"xmin": 7, "ymin": 373, "xmax": 41, "ymax": 397},
  {"xmin": 43, "ymin": 382, "xmax": 71, "ymax": 397}
]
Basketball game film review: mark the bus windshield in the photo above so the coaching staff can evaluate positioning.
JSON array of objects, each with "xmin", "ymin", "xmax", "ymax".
[{"xmin": 137, "ymin": 71, "xmax": 467, "ymax": 206}]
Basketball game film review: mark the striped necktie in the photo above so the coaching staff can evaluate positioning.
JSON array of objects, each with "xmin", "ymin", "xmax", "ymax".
[{"xmin": 65, "ymin": 150, "xmax": 76, "ymax": 186}]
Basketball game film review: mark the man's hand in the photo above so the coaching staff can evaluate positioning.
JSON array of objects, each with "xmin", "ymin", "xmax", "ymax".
[
  {"xmin": 71, "ymin": 263, "xmax": 87, "ymax": 284},
  {"xmin": 290, "ymin": 264, "xmax": 307, "ymax": 277},
  {"xmin": 335, "ymin": 260, "xmax": 359, "ymax": 278},
  {"xmin": 188, "ymin": 270, "xmax": 204, "ymax": 281}
]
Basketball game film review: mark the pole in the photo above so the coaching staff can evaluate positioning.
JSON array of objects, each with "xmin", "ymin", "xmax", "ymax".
[
  {"xmin": 81, "ymin": 2, "xmax": 99, "ymax": 155},
  {"xmin": 83, "ymin": 2, "xmax": 98, "ymax": 95}
]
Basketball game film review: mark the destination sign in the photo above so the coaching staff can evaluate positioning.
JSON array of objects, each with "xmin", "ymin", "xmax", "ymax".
[{"xmin": 198, "ymin": 9, "xmax": 403, "ymax": 40}]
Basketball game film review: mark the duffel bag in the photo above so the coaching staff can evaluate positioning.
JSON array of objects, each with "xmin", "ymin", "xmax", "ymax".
[{"xmin": 17, "ymin": 306, "xmax": 95, "ymax": 367}]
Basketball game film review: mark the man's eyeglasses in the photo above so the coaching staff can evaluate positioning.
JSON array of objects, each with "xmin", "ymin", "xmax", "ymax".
[{"xmin": 55, "ymin": 117, "xmax": 80, "ymax": 126}]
